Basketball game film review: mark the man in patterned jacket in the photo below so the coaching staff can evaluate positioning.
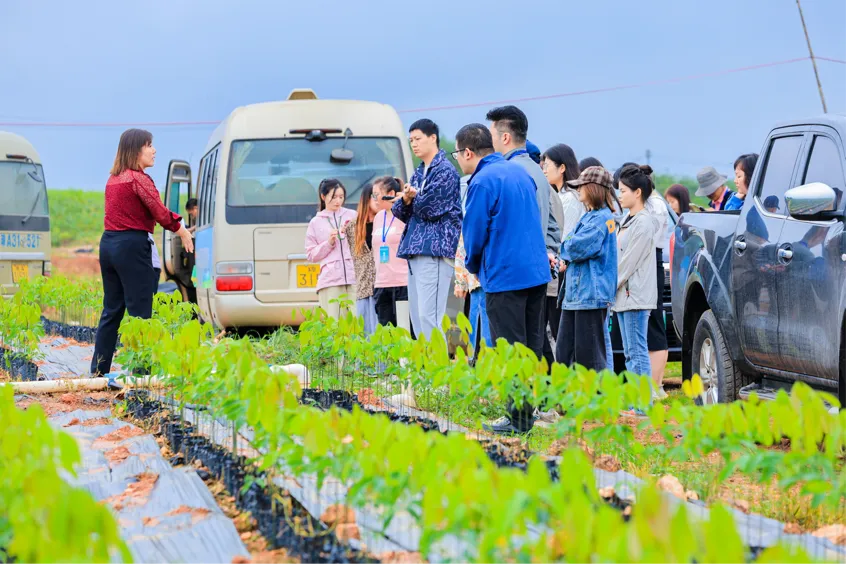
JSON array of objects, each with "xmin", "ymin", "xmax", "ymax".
[{"xmin": 392, "ymin": 119, "xmax": 462, "ymax": 340}]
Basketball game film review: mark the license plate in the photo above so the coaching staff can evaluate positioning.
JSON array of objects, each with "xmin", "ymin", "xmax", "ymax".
[
  {"xmin": 12, "ymin": 263, "xmax": 29, "ymax": 283},
  {"xmin": 296, "ymin": 264, "xmax": 319, "ymax": 288}
]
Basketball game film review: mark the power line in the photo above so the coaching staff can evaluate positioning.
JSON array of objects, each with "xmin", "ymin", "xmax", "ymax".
[
  {"xmin": 0, "ymin": 55, "xmax": 836, "ymax": 129},
  {"xmin": 397, "ymin": 57, "xmax": 811, "ymax": 113},
  {"xmin": 796, "ymin": 0, "xmax": 827, "ymax": 113}
]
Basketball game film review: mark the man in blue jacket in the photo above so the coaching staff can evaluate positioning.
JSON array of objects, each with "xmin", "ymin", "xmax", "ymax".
[
  {"xmin": 393, "ymin": 119, "xmax": 462, "ymax": 340},
  {"xmin": 456, "ymin": 123, "xmax": 551, "ymax": 434}
]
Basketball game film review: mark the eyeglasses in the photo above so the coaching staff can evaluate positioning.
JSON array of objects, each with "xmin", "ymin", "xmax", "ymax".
[{"xmin": 451, "ymin": 148, "xmax": 467, "ymax": 160}]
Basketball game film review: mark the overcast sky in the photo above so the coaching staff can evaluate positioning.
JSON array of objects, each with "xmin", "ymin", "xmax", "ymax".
[{"xmin": 1, "ymin": 0, "xmax": 844, "ymax": 190}]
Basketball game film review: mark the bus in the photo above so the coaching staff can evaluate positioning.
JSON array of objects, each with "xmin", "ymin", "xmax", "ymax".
[
  {"xmin": 161, "ymin": 89, "xmax": 425, "ymax": 331},
  {"xmin": 0, "ymin": 132, "xmax": 51, "ymax": 296}
]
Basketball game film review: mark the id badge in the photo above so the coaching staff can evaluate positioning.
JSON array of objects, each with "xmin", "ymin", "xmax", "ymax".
[{"xmin": 379, "ymin": 245, "xmax": 390, "ymax": 264}]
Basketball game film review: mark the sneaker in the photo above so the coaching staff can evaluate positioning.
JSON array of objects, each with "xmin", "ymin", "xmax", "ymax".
[
  {"xmin": 105, "ymin": 374, "xmax": 124, "ymax": 391},
  {"xmin": 535, "ymin": 409, "xmax": 561, "ymax": 424},
  {"xmin": 483, "ymin": 416, "xmax": 529, "ymax": 435},
  {"xmin": 654, "ymin": 386, "xmax": 668, "ymax": 401},
  {"xmin": 619, "ymin": 407, "xmax": 649, "ymax": 419}
]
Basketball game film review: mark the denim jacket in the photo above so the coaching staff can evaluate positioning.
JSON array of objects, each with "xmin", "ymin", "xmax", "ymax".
[
  {"xmin": 392, "ymin": 149, "xmax": 462, "ymax": 259},
  {"xmin": 558, "ymin": 206, "xmax": 618, "ymax": 311}
]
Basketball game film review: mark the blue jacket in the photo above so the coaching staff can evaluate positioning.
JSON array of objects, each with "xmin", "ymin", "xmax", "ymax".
[
  {"xmin": 724, "ymin": 193, "xmax": 745, "ymax": 211},
  {"xmin": 463, "ymin": 153, "xmax": 551, "ymax": 293},
  {"xmin": 558, "ymin": 207, "xmax": 618, "ymax": 310},
  {"xmin": 392, "ymin": 149, "xmax": 462, "ymax": 259}
]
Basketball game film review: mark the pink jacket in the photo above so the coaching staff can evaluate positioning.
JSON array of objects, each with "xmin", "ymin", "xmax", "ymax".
[
  {"xmin": 372, "ymin": 210, "xmax": 408, "ymax": 288},
  {"xmin": 305, "ymin": 208, "xmax": 357, "ymax": 292}
]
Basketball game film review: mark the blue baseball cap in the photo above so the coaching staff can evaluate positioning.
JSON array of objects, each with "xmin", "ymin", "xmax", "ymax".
[{"xmin": 526, "ymin": 140, "xmax": 542, "ymax": 164}]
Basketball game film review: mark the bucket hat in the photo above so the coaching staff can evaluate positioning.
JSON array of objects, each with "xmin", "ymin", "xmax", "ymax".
[{"xmin": 696, "ymin": 166, "xmax": 728, "ymax": 197}]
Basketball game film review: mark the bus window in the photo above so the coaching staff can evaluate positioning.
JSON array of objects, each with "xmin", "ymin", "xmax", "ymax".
[
  {"xmin": 0, "ymin": 162, "xmax": 48, "ymax": 219},
  {"xmin": 226, "ymin": 137, "xmax": 404, "ymax": 224}
]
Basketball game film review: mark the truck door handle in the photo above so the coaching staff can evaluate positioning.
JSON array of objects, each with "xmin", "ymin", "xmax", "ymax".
[
  {"xmin": 734, "ymin": 239, "xmax": 747, "ymax": 252},
  {"xmin": 777, "ymin": 248, "xmax": 793, "ymax": 261}
]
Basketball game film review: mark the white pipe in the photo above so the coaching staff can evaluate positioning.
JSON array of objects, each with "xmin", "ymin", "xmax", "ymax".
[{"xmin": 2, "ymin": 376, "xmax": 164, "ymax": 394}]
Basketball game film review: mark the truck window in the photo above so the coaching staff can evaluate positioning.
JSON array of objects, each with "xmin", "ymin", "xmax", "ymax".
[
  {"xmin": 755, "ymin": 135, "xmax": 803, "ymax": 216},
  {"xmin": 802, "ymin": 135, "xmax": 845, "ymax": 211}
]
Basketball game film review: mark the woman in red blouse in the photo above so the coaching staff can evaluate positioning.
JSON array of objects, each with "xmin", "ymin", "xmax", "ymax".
[{"xmin": 91, "ymin": 129, "xmax": 194, "ymax": 377}]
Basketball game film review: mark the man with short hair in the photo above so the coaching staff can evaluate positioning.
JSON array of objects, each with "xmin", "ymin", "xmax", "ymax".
[
  {"xmin": 486, "ymin": 106, "xmax": 561, "ymax": 257},
  {"xmin": 455, "ymin": 123, "xmax": 550, "ymax": 434},
  {"xmin": 182, "ymin": 198, "xmax": 199, "ymax": 233},
  {"xmin": 392, "ymin": 118, "xmax": 462, "ymax": 340}
]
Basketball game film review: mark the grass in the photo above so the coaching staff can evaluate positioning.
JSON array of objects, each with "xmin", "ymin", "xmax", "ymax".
[{"xmin": 47, "ymin": 189, "xmax": 104, "ymax": 248}]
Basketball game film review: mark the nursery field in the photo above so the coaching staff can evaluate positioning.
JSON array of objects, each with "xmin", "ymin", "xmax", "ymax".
[{"xmin": 1, "ymin": 276, "xmax": 845, "ymax": 563}]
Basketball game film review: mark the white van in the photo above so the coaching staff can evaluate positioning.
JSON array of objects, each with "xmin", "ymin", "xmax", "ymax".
[
  {"xmin": 161, "ymin": 89, "xmax": 414, "ymax": 330},
  {"xmin": 0, "ymin": 132, "xmax": 51, "ymax": 296}
]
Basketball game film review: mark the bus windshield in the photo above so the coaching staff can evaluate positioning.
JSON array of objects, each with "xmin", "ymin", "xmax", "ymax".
[
  {"xmin": 0, "ymin": 162, "xmax": 49, "ymax": 217},
  {"xmin": 226, "ymin": 137, "xmax": 404, "ymax": 224}
]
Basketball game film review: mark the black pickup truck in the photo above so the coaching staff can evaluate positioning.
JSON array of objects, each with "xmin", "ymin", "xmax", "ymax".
[{"xmin": 671, "ymin": 115, "xmax": 846, "ymax": 406}]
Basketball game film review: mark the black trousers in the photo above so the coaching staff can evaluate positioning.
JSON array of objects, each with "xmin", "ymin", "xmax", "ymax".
[
  {"xmin": 152, "ymin": 267, "xmax": 161, "ymax": 297},
  {"xmin": 373, "ymin": 286, "xmax": 408, "ymax": 328},
  {"xmin": 556, "ymin": 308, "xmax": 607, "ymax": 373},
  {"xmin": 647, "ymin": 249, "xmax": 668, "ymax": 351},
  {"xmin": 91, "ymin": 231, "xmax": 154, "ymax": 376},
  {"xmin": 486, "ymin": 284, "xmax": 546, "ymax": 432}
]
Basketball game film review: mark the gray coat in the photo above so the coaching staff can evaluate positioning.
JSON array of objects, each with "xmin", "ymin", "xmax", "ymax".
[
  {"xmin": 547, "ymin": 186, "xmax": 565, "ymax": 297},
  {"xmin": 612, "ymin": 210, "xmax": 658, "ymax": 313},
  {"xmin": 505, "ymin": 149, "xmax": 561, "ymax": 255}
]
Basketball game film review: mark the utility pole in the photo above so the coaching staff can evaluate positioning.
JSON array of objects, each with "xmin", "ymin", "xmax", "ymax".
[
  {"xmin": 796, "ymin": 0, "xmax": 828, "ymax": 113},
  {"xmin": 646, "ymin": 149, "xmax": 652, "ymax": 167}
]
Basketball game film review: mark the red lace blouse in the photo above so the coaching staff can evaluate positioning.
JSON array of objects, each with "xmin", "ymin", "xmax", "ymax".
[{"xmin": 103, "ymin": 169, "xmax": 182, "ymax": 233}]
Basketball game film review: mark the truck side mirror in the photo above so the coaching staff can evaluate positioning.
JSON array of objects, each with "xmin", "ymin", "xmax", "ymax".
[{"xmin": 784, "ymin": 182, "xmax": 838, "ymax": 219}]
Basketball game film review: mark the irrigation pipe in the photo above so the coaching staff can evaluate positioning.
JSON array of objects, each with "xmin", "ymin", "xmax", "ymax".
[
  {"xmin": 2, "ymin": 376, "xmax": 165, "ymax": 394},
  {"xmin": 2, "ymin": 364, "xmax": 310, "ymax": 395}
]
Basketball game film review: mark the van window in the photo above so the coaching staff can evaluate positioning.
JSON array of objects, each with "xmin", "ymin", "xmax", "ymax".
[
  {"xmin": 226, "ymin": 137, "xmax": 404, "ymax": 224},
  {"xmin": 197, "ymin": 145, "xmax": 220, "ymax": 227},
  {"xmin": 0, "ymin": 162, "xmax": 48, "ymax": 217}
]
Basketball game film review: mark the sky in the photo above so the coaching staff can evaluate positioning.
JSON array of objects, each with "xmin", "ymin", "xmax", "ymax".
[{"xmin": 1, "ymin": 0, "xmax": 844, "ymax": 191}]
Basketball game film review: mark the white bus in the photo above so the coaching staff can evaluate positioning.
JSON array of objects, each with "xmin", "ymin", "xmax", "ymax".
[
  {"xmin": 161, "ymin": 89, "xmax": 416, "ymax": 331},
  {"xmin": 0, "ymin": 132, "xmax": 51, "ymax": 296}
]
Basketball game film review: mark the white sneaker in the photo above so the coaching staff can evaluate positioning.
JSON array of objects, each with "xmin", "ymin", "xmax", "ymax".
[{"xmin": 654, "ymin": 386, "xmax": 668, "ymax": 401}]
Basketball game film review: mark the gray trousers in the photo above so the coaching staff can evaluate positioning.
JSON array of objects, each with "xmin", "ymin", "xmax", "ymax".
[{"xmin": 407, "ymin": 255, "xmax": 454, "ymax": 340}]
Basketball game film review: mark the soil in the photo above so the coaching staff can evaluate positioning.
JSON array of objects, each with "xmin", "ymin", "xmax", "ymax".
[
  {"xmin": 92, "ymin": 425, "xmax": 146, "ymax": 447},
  {"xmin": 206, "ymin": 478, "xmax": 296, "ymax": 563},
  {"xmin": 51, "ymin": 248, "xmax": 101, "ymax": 279},
  {"xmin": 15, "ymin": 391, "xmax": 115, "ymax": 416},
  {"xmin": 39, "ymin": 335, "xmax": 88, "ymax": 349},
  {"xmin": 165, "ymin": 505, "xmax": 212, "ymax": 524},
  {"xmin": 104, "ymin": 471, "xmax": 159, "ymax": 512},
  {"xmin": 104, "ymin": 445, "xmax": 132, "ymax": 464}
]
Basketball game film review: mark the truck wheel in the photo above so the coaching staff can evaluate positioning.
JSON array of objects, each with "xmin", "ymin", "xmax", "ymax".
[{"xmin": 691, "ymin": 310, "xmax": 744, "ymax": 404}]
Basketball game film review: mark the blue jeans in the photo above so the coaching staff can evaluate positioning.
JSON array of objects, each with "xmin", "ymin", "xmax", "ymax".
[
  {"xmin": 617, "ymin": 310, "xmax": 652, "ymax": 380},
  {"xmin": 469, "ymin": 288, "xmax": 492, "ymax": 351}
]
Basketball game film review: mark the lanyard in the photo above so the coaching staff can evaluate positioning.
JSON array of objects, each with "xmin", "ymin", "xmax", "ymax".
[
  {"xmin": 326, "ymin": 214, "xmax": 340, "ymax": 230},
  {"xmin": 380, "ymin": 211, "xmax": 395, "ymax": 243}
]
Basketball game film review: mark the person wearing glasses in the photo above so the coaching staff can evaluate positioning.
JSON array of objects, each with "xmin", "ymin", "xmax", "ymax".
[
  {"xmin": 456, "ymin": 123, "xmax": 551, "ymax": 435},
  {"xmin": 371, "ymin": 176, "xmax": 409, "ymax": 328},
  {"xmin": 392, "ymin": 119, "xmax": 462, "ymax": 340}
]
